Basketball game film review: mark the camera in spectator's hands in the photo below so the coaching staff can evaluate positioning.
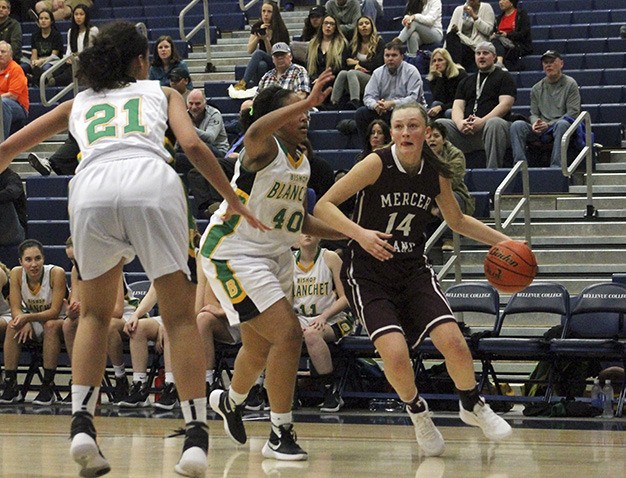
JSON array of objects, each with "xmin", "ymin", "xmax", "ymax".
[{"xmin": 252, "ymin": 25, "xmax": 267, "ymax": 36}]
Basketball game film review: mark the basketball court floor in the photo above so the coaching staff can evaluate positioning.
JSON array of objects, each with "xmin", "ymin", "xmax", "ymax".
[{"xmin": 1, "ymin": 404, "xmax": 624, "ymax": 477}]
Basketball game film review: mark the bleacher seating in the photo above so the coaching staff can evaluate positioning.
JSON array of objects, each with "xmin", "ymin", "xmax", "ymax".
[{"xmin": 9, "ymin": 0, "xmax": 626, "ymax": 410}]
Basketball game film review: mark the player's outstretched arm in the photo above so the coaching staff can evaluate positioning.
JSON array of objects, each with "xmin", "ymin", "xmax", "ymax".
[{"xmin": 164, "ymin": 87, "xmax": 269, "ymax": 231}]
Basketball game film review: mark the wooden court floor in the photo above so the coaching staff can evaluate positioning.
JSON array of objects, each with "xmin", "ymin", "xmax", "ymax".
[{"xmin": 0, "ymin": 408, "xmax": 625, "ymax": 477}]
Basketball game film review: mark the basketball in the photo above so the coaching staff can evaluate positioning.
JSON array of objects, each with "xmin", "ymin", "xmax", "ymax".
[{"xmin": 484, "ymin": 240, "xmax": 537, "ymax": 293}]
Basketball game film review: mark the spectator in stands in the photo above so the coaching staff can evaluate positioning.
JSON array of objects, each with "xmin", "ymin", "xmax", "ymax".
[
  {"xmin": 307, "ymin": 14, "xmax": 349, "ymax": 105},
  {"xmin": 167, "ymin": 66, "xmax": 191, "ymax": 102},
  {"xmin": 393, "ymin": 0, "xmax": 443, "ymax": 56},
  {"xmin": 188, "ymin": 100, "xmax": 254, "ymax": 218},
  {"xmin": 290, "ymin": 5, "xmax": 325, "ymax": 67},
  {"xmin": 27, "ymin": 133, "xmax": 79, "ymax": 176},
  {"xmin": 62, "ymin": 236, "xmax": 134, "ymax": 404},
  {"xmin": 258, "ymin": 42, "xmax": 311, "ymax": 100},
  {"xmin": 293, "ymin": 233, "xmax": 354, "ymax": 412},
  {"xmin": 49, "ymin": 3, "xmax": 98, "ymax": 86},
  {"xmin": 35, "ymin": 0, "xmax": 93, "ymax": 21},
  {"xmin": 329, "ymin": 15, "xmax": 384, "ymax": 110},
  {"xmin": 445, "ymin": 0, "xmax": 494, "ymax": 71},
  {"xmin": 325, "ymin": 0, "xmax": 360, "ymax": 38},
  {"xmin": 0, "ymin": 0, "xmax": 22, "ymax": 62},
  {"xmin": 490, "ymin": 0, "xmax": 532, "ymax": 71},
  {"xmin": 0, "ymin": 167, "xmax": 26, "ymax": 246},
  {"xmin": 148, "ymin": 35, "xmax": 192, "ymax": 90},
  {"xmin": 354, "ymin": 41, "xmax": 427, "ymax": 146},
  {"xmin": 361, "ymin": 0, "xmax": 383, "ymax": 27},
  {"xmin": 426, "ymin": 47, "xmax": 467, "ymax": 120},
  {"xmin": 22, "ymin": 9, "xmax": 64, "ymax": 86},
  {"xmin": 301, "ymin": 5, "xmax": 325, "ymax": 42},
  {"xmin": 0, "ymin": 41, "xmax": 28, "ymax": 140},
  {"xmin": 426, "ymin": 121, "xmax": 474, "ymax": 251},
  {"xmin": 0, "ymin": 239, "xmax": 66, "ymax": 405},
  {"xmin": 436, "ymin": 41, "xmax": 516, "ymax": 169},
  {"xmin": 355, "ymin": 118, "xmax": 390, "ymax": 162},
  {"xmin": 509, "ymin": 50, "xmax": 581, "ymax": 168},
  {"xmin": 233, "ymin": 0, "xmax": 289, "ymax": 91},
  {"xmin": 174, "ymin": 89, "xmax": 229, "ymax": 175}
]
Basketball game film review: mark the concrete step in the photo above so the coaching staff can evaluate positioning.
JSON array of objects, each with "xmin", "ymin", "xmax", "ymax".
[
  {"xmin": 583, "ymin": 172, "xmax": 626, "ymax": 185},
  {"xmin": 596, "ymin": 162, "xmax": 626, "ymax": 172},
  {"xmin": 609, "ymin": 150, "xmax": 626, "ymax": 162},
  {"xmin": 493, "ymin": 208, "xmax": 626, "ymax": 219},
  {"xmin": 502, "ymin": 220, "xmax": 626, "ymax": 238},
  {"xmin": 556, "ymin": 196, "xmax": 626, "ymax": 210},
  {"xmin": 569, "ymin": 184, "xmax": 626, "ymax": 194}
]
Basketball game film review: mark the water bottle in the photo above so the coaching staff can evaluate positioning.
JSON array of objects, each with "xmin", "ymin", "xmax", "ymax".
[
  {"xmin": 590, "ymin": 378, "xmax": 603, "ymax": 409},
  {"xmin": 602, "ymin": 380, "xmax": 614, "ymax": 418}
]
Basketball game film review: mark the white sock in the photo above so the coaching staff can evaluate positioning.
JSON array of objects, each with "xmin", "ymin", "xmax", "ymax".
[
  {"xmin": 228, "ymin": 387, "xmax": 248, "ymax": 406},
  {"xmin": 181, "ymin": 397, "xmax": 207, "ymax": 424},
  {"xmin": 72, "ymin": 384, "xmax": 99, "ymax": 416},
  {"xmin": 132, "ymin": 372, "xmax": 147, "ymax": 383},
  {"xmin": 113, "ymin": 364, "xmax": 126, "ymax": 378},
  {"xmin": 165, "ymin": 372, "xmax": 175, "ymax": 384},
  {"xmin": 206, "ymin": 370, "xmax": 214, "ymax": 384},
  {"xmin": 270, "ymin": 411, "xmax": 293, "ymax": 433}
]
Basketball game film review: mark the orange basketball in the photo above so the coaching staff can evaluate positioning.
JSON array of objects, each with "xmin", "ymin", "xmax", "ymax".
[{"xmin": 484, "ymin": 240, "xmax": 537, "ymax": 293}]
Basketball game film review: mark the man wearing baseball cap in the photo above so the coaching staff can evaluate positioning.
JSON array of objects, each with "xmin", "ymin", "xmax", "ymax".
[
  {"xmin": 509, "ymin": 49, "xmax": 581, "ymax": 168},
  {"xmin": 168, "ymin": 66, "xmax": 192, "ymax": 100},
  {"xmin": 437, "ymin": 41, "xmax": 517, "ymax": 168},
  {"xmin": 257, "ymin": 42, "xmax": 311, "ymax": 99}
]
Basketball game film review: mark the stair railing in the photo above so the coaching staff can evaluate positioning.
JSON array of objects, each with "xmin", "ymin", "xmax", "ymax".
[
  {"xmin": 39, "ymin": 53, "xmax": 79, "ymax": 106},
  {"xmin": 179, "ymin": 0, "xmax": 212, "ymax": 70},
  {"xmin": 560, "ymin": 111, "xmax": 595, "ymax": 218},
  {"xmin": 425, "ymin": 223, "xmax": 463, "ymax": 283},
  {"xmin": 493, "ymin": 159, "xmax": 532, "ymax": 246}
]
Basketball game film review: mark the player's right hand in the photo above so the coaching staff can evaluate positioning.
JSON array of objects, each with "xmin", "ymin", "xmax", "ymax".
[{"xmin": 357, "ymin": 229, "xmax": 394, "ymax": 261}]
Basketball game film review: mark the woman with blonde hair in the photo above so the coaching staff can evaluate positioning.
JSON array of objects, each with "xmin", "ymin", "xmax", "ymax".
[
  {"xmin": 330, "ymin": 16, "xmax": 384, "ymax": 110},
  {"xmin": 307, "ymin": 15, "xmax": 348, "ymax": 86},
  {"xmin": 426, "ymin": 47, "xmax": 467, "ymax": 119}
]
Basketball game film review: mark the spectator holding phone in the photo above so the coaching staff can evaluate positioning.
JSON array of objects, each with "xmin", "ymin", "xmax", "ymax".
[
  {"xmin": 329, "ymin": 15, "xmax": 384, "ymax": 109},
  {"xmin": 233, "ymin": 0, "xmax": 289, "ymax": 91}
]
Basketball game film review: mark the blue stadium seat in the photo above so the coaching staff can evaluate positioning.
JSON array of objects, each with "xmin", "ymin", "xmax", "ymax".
[
  {"xmin": 584, "ymin": 52, "xmax": 625, "ymax": 69},
  {"xmin": 550, "ymin": 24, "xmax": 587, "ymax": 39},
  {"xmin": 564, "ymin": 39, "xmax": 608, "ymax": 54},
  {"xmin": 598, "ymin": 104, "xmax": 626, "ymax": 124},
  {"xmin": 27, "ymin": 198, "xmax": 69, "ymax": 220},
  {"xmin": 580, "ymin": 85, "xmax": 624, "ymax": 105},
  {"xmin": 309, "ymin": 130, "xmax": 360, "ymax": 150},
  {"xmin": 592, "ymin": 123, "xmax": 622, "ymax": 147},
  {"xmin": 470, "ymin": 191, "xmax": 491, "ymax": 218},
  {"xmin": 610, "ymin": 9, "xmax": 626, "ymax": 23},
  {"xmin": 309, "ymin": 112, "xmax": 341, "ymax": 130},
  {"xmin": 111, "ymin": 6, "xmax": 143, "ymax": 17},
  {"xmin": 207, "ymin": 97, "xmax": 241, "ymax": 115},
  {"xmin": 43, "ymin": 245, "xmax": 72, "ymax": 271},
  {"xmin": 533, "ymin": 11, "xmax": 572, "ymax": 26},
  {"xmin": 204, "ymin": 82, "xmax": 230, "ymax": 98},
  {"xmin": 29, "ymin": 220, "xmax": 70, "ymax": 245},
  {"xmin": 210, "ymin": 13, "xmax": 247, "ymax": 32},
  {"xmin": 144, "ymin": 5, "xmax": 176, "ymax": 16},
  {"xmin": 570, "ymin": 69, "xmax": 605, "ymax": 87},
  {"xmin": 26, "ymin": 176, "xmax": 71, "ymax": 198},
  {"xmin": 317, "ymin": 150, "xmax": 359, "ymax": 171}
]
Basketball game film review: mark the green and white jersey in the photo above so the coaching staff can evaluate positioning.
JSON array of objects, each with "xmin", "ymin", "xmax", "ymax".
[
  {"xmin": 201, "ymin": 137, "xmax": 310, "ymax": 260},
  {"xmin": 293, "ymin": 248, "xmax": 336, "ymax": 318},
  {"xmin": 70, "ymin": 80, "xmax": 171, "ymax": 173},
  {"xmin": 21, "ymin": 264, "xmax": 55, "ymax": 313}
]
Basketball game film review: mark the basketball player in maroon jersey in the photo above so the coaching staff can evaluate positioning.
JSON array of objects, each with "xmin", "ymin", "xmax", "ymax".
[{"xmin": 314, "ymin": 102, "xmax": 514, "ymax": 456}]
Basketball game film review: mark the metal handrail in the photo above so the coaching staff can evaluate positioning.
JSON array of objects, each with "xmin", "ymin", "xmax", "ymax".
[
  {"xmin": 179, "ymin": 0, "xmax": 212, "ymax": 67},
  {"xmin": 39, "ymin": 53, "xmax": 79, "ymax": 106},
  {"xmin": 493, "ymin": 159, "xmax": 532, "ymax": 245},
  {"xmin": 560, "ymin": 111, "xmax": 595, "ymax": 218},
  {"xmin": 425, "ymin": 222, "xmax": 463, "ymax": 283}
]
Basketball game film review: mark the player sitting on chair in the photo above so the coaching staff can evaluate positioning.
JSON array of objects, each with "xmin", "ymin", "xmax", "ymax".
[{"xmin": 293, "ymin": 234, "xmax": 355, "ymax": 412}]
